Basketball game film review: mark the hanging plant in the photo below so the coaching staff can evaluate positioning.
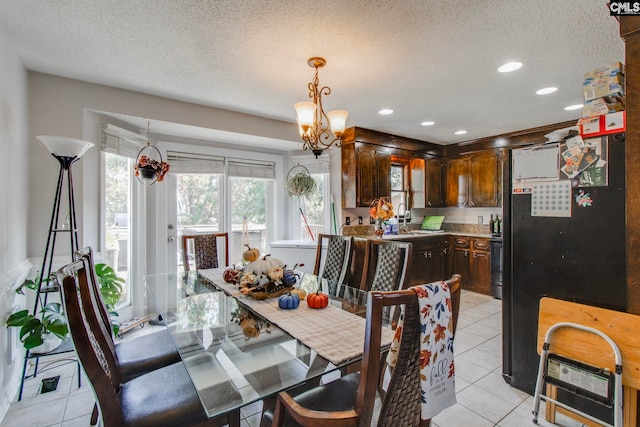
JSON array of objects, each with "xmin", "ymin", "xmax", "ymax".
[{"xmin": 285, "ymin": 164, "xmax": 316, "ymax": 198}]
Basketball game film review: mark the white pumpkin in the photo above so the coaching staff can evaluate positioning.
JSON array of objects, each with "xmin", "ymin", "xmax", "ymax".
[{"xmin": 244, "ymin": 254, "xmax": 284, "ymax": 275}]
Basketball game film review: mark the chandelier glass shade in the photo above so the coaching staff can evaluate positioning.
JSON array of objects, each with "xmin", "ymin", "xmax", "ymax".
[{"xmin": 295, "ymin": 57, "xmax": 348, "ymax": 158}]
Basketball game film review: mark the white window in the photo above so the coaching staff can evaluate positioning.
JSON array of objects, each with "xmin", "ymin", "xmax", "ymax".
[
  {"xmin": 100, "ymin": 124, "xmax": 146, "ymax": 312},
  {"xmin": 290, "ymin": 154, "xmax": 331, "ymax": 239}
]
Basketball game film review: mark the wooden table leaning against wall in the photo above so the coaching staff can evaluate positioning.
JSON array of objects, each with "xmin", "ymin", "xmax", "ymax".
[{"xmin": 143, "ymin": 269, "xmax": 395, "ymax": 420}]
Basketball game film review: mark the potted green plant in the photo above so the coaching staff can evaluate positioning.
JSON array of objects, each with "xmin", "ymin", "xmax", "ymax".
[
  {"xmin": 285, "ymin": 165, "xmax": 317, "ymax": 198},
  {"xmin": 6, "ymin": 263, "xmax": 124, "ymax": 351}
]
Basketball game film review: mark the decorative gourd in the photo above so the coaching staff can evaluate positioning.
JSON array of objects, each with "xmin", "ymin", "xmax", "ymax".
[
  {"xmin": 307, "ymin": 291, "xmax": 329, "ymax": 309},
  {"xmin": 278, "ymin": 293, "xmax": 300, "ymax": 310},
  {"xmin": 242, "ymin": 245, "xmax": 261, "ymax": 262},
  {"xmin": 244, "ymin": 254, "xmax": 284, "ymax": 275},
  {"xmin": 223, "ymin": 268, "xmax": 240, "ymax": 283},
  {"xmin": 282, "ymin": 269, "xmax": 297, "ymax": 287},
  {"xmin": 290, "ymin": 288, "xmax": 306, "ymax": 300},
  {"xmin": 240, "ymin": 317, "xmax": 260, "ymax": 338},
  {"xmin": 239, "ymin": 273, "xmax": 256, "ymax": 287},
  {"xmin": 253, "ymin": 274, "xmax": 271, "ymax": 286}
]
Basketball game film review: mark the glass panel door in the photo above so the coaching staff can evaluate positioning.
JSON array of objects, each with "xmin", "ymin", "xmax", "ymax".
[{"xmin": 229, "ymin": 178, "xmax": 271, "ymax": 264}]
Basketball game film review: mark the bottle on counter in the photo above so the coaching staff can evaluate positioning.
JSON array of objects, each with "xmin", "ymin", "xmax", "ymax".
[
  {"xmin": 495, "ymin": 214, "xmax": 501, "ymax": 234},
  {"xmin": 389, "ymin": 217, "xmax": 399, "ymax": 235},
  {"xmin": 489, "ymin": 214, "xmax": 494, "ymax": 234}
]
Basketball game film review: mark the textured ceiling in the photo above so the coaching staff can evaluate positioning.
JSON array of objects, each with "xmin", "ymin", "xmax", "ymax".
[{"xmin": 0, "ymin": 0, "xmax": 625, "ymax": 146}]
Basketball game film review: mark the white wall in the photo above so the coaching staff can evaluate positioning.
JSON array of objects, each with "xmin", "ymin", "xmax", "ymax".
[{"xmin": 0, "ymin": 28, "xmax": 32, "ymax": 421}]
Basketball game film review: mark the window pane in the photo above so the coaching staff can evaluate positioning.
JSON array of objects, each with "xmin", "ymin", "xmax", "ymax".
[
  {"xmin": 177, "ymin": 174, "xmax": 221, "ymax": 233},
  {"xmin": 104, "ymin": 152, "xmax": 131, "ymax": 307},
  {"xmin": 176, "ymin": 173, "xmax": 221, "ymax": 270},
  {"xmin": 300, "ymin": 174, "xmax": 325, "ymax": 240},
  {"xmin": 391, "ymin": 165, "xmax": 404, "ymax": 190},
  {"xmin": 230, "ymin": 178, "xmax": 268, "ymax": 264}
]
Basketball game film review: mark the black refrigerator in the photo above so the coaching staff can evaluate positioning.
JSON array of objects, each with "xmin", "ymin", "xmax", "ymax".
[{"xmin": 501, "ymin": 133, "xmax": 627, "ymax": 401}]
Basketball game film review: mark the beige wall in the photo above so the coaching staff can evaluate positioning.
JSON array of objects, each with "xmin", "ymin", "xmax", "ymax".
[
  {"xmin": 27, "ymin": 72, "xmax": 302, "ymax": 260},
  {"xmin": 0, "ymin": 27, "xmax": 31, "ymax": 421}
]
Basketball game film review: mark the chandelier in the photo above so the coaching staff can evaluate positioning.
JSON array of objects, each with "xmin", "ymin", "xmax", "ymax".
[{"xmin": 294, "ymin": 57, "xmax": 348, "ymax": 158}]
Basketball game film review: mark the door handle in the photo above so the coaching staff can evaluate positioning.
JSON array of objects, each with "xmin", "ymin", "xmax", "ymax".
[{"xmin": 168, "ymin": 236, "xmax": 175, "ymax": 243}]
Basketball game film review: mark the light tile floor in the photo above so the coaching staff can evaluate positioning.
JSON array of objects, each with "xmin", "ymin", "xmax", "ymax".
[{"xmin": 0, "ymin": 291, "xmax": 589, "ymax": 427}]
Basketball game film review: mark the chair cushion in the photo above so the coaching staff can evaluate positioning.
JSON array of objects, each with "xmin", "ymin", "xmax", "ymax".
[
  {"xmin": 119, "ymin": 362, "xmax": 208, "ymax": 427},
  {"xmin": 116, "ymin": 329, "xmax": 186, "ymax": 382},
  {"xmin": 262, "ymin": 372, "xmax": 360, "ymax": 427}
]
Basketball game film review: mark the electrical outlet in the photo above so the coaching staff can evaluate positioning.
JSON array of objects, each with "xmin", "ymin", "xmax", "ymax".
[
  {"xmin": 478, "ymin": 216, "xmax": 483, "ymax": 224},
  {"xmin": 345, "ymin": 216, "xmax": 350, "ymax": 225},
  {"xmin": 358, "ymin": 216, "xmax": 363, "ymax": 225}
]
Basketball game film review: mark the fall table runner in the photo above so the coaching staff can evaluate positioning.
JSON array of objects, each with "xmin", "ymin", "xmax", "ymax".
[{"xmin": 198, "ymin": 268, "xmax": 394, "ymax": 365}]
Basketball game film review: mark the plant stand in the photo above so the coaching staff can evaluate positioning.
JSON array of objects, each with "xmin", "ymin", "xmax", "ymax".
[{"xmin": 17, "ymin": 144, "xmax": 87, "ymax": 401}]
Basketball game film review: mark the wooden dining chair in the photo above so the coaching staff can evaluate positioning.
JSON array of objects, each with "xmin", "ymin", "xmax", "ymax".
[
  {"xmin": 75, "ymin": 247, "xmax": 199, "ymax": 381},
  {"xmin": 261, "ymin": 274, "xmax": 461, "ymax": 427},
  {"xmin": 360, "ymin": 240, "xmax": 413, "ymax": 292},
  {"xmin": 57, "ymin": 257, "xmax": 241, "ymax": 427},
  {"xmin": 182, "ymin": 232, "xmax": 230, "ymax": 270},
  {"xmin": 313, "ymin": 234, "xmax": 354, "ymax": 287}
]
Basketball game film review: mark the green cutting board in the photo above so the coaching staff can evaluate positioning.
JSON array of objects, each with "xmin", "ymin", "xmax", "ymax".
[{"xmin": 421, "ymin": 215, "xmax": 445, "ymax": 230}]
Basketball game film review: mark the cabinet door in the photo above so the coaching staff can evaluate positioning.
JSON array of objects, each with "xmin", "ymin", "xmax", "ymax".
[
  {"xmin": 357, "ymin": 147, "xmax": 377, "ymax": 207},
  {"xmin": 445, "ymin": 158, "xmax": 469, "ymax": 207},
  {"xmin": 376, "ymin": 151, "xmax": 391, "ymax": 200},
  {"xmin": 470, "ymin": 151, "xmax": 500, "ymax": 207},
  {"xmin": 426, "ymin": 158, "xmax": 444, "ymax": 207},
  {"xmin": 452, "ymin": 248, "xmax": 470, "ymax": 289},
  {"xmin": 471, "ymin": 250, "xmax": 491, "ymax": 295}
]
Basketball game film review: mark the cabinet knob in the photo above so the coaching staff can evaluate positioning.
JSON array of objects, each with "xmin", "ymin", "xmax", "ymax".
[
  {"xmin": 442, "ymin": 248, "xmax": 448, "ymax": 255},
  {"xmin": 464, "ymin": 250, "xmax": 469, "ymax": 256},
  {"xmin": 424, "ymin": 251, "xmax": 432, "ymax": 258}
]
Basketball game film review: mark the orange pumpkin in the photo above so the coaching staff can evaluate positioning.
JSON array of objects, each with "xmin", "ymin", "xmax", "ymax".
[
  {"xmin": 306, "ymin": 291, "xmax": 329, "ymax": 309},
  {"xmin": 242, "ymin": 245, "xmax": 261, "ymax": 262}
]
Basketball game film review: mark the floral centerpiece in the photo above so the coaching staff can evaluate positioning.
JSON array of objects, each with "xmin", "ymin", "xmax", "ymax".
[
  {"xmin": 223, "ymin": 246, "xmax": 301, "ymax": 299},
  {"xmin": 369, "ymin": 197, "xmax": 394, "ymax": 237}
]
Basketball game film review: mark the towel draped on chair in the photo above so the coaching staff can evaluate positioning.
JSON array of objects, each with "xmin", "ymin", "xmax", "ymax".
[{"xmin": 386, "ymin": 280, "xmax": 457, "ymax": 420}]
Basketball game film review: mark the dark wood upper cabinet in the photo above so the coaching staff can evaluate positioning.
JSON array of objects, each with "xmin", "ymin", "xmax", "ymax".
[
  {"xmin": 426, "ymin": 158, "xmax": 444, "ymax": 207},
  {"xmin": 444, "ymin": 151, "xmax": 501, "ymax": 207},
  {"xmin": 444, "ymin": 158, "xmax": 470, "ymax": 207},
  {"xmin": 342, "ymin": 143, "xmax": 391, "ymax": 208},
  {"xmin": 469, "ymin": 151, "xmax": 501, "ymax": 207}
]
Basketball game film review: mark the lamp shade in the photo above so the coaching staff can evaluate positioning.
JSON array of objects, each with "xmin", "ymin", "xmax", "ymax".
[
  {"xmin": 37, "ymin": 135, "xmax": 94, "ymax": 159},
  {"xmin": 294, "ymin": 102, "xmax": 317, "ymax": 130},
  {"xmin": 327, "ymin": 110, "xmax": 348, "ymax": 137}
]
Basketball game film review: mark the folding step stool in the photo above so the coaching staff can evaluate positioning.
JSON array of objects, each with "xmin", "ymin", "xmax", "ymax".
[{"xmin": 532, "ymin": 321, "xmax": 623, "ymax": 427}]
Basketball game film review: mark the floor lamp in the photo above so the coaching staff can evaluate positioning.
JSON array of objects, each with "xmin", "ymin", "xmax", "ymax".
[{"xmin": 17, "ymin": 135, "xmax": 93, "ymax": 401}]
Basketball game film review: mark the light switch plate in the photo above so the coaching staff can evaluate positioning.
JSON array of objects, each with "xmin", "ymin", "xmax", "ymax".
[{"xmin": 478, "ymin": 216, "xmax": 483, "ymax": 224}]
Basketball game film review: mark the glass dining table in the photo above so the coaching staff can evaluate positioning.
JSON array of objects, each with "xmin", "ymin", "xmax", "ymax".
[{"xmin": 143, "ymin": 269, "xmax": 392, "ymax": 420}]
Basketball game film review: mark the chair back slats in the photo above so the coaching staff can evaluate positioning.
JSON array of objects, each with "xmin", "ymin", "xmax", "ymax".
[
  {"xmin": 360, "ymin": 241, "xmax": 413, "ymax": 293},
  {"xmin": 57, "ymin": 259, "xmax": 124, "ymax": 426},
  {"xmin": 182, "ymin": 232, "xmax": 229, "ymax": 270},
  {"xmin": 358, "ymin": 274, "xmax": 461, "ymax": 427},
  {"xmin": 75, "ymin": 247, "xmax": 115, "ymax": 342},
  {"xmin": 314, "ymin": 234, "xmax": 354, "ymax": 286}
]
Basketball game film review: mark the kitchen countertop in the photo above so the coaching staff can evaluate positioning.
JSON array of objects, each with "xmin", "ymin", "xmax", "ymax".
[{"xmin": 349, "ymin": 231, "xmax": 496, "ymax": 240}]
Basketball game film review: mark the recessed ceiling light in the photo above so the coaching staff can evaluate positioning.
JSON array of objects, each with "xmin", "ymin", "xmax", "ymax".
[
  {"xmin": 378, "ymin": 109, "xmax": 394, "ymax": 115},
  {"xmin": 421, "ymin": 121, "xmax": 435, "ymax": 126},
  {"xmin": 454, "ymin": 130, "xmax": 467, "ymax": 135},
  {"xmin": 564, "ymin": 104, "xmax": 583, "ymax": 111},
  {"xmin": 498, "ymin": 62, "xmax": 523, "ymax": 73},
  {"xmin": 536, "ymin": 87, "xmax": 558, "ymax": 95}
]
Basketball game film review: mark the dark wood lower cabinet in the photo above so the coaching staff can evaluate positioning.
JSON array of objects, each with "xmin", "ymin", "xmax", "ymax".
[
  {"xmin": 450, "ymin": 236, "xmax": 491, "ymax": 295},
  {"xmin": 410, "ymin": 237, "xmax": 449, "ymax": 286}
]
